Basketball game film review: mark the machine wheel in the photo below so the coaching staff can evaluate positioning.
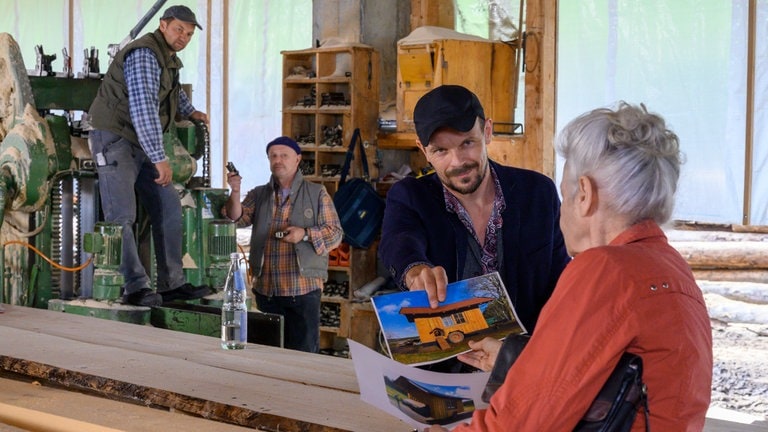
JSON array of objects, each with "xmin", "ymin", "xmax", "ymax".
[{"xmin": 0, "ymin": 33, "xmax": 35, "ymax": 141}]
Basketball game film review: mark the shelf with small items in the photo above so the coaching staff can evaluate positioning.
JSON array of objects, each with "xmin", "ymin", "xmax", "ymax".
[
  {"xmin": 282, "ymin": 45, "xmax": 379, "ymax": 180},
  {"xmin": 282, "ymin": 45, "xmax": 380, "ymax": 352}
]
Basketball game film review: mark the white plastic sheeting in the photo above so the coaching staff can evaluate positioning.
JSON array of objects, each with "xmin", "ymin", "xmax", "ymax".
[
  {"xmin": 1, "ymin": 0, "xmax": 312, "ymax": 193},
  {"xmin": 557, "ymin": 0, "xmax": 768, "ymax": 225},
  {"xmin": 4, "ymin": 1, "xmax": 766, "ymax": 224},
  {"xmin": 224, "ymin": 1, "xmax": 312, "ymax": 192}
]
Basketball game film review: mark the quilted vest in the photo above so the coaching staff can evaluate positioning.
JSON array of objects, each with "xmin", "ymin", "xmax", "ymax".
[{"xmin": 89, "ymin": 29, "xmax": 182, "ymax": 145}]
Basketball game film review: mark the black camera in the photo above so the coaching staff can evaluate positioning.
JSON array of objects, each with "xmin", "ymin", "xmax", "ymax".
[
  {"xmin": 226, "ymin": 161, "xmax": 239, "ymax": 176},
  {"xmin": 274, "ymin": 230, "xmax": 289, "ymax": 239}
]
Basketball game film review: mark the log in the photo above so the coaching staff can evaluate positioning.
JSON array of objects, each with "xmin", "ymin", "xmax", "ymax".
[
  {"xmin": 693, "ymin": 269, "xmax": 768, "ymax": 284},
  {"xmin": 672, "ymin": 221, "xmax": 768, "ymax": 234},
  {"xmin": 670, "ymin": 241, "xmax": 768, "ymax": 269}
]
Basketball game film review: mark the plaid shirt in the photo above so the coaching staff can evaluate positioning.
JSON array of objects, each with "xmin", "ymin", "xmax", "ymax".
[
  {"xmin": 124, "ymin": 47, "xmax": 195, "ymax": 163},
  {"xmin": 443, "ymin": 165, "xmax": 506, "ymax": 274},
  {"xmin": 238, "ymin": 182, "xmax": 341, "ymax": 297}
]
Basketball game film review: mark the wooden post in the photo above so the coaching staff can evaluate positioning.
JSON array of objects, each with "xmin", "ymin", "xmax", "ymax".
[
  {"xmin": 410, "ymin": 0, "xmax": 454, "ymax": 29},
  {"xmin": 521, "ymin": 0, "xmax": 557, "ymax": 178}
]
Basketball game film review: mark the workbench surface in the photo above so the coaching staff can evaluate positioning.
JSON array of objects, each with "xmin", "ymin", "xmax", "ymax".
[
  {"xmin": 0, "ymin": 305, "xmax": 411, "ymax": 431},
  {"xmin": 1, "ymin": 305, "xmax": 765, "ymax": 432}
]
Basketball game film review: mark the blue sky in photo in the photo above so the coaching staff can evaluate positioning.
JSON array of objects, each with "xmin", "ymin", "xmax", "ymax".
[{"xmin": 410, "ymin": 379, "xmax": 473, "ymax": 399}]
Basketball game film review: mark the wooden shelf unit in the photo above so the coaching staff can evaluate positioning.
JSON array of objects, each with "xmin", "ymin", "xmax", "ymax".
[
  {"xmin": 281, "ymin": 46, "xmax": 382, "ymax": 353},
  {"xmin": 282, "ymin": 45, "xmax": 380, "ymax": 196}
]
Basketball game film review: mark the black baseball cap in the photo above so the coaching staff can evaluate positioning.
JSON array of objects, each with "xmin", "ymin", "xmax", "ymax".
[
  {"xmin": 161, "ymin": 5, "xmax": 203, "ymax": 30},
  {"xmin": 413, "ymin": 85, "xmax": 485, "ymax": 146}
]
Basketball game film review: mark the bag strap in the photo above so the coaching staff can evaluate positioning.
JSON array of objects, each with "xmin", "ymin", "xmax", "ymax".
[
  {"xmin": 481, "ymin": 338, "xmax": 651, "ymax": 432},
  {"xmin": 641, "ymin": 389, "xmax": 650, "ymax": 432},
  {"xmin": 339, "ymin": 128, "xmax": 369, "ymax": 185}
]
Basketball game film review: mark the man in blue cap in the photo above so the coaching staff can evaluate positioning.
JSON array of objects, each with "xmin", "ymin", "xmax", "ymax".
[
  {"xmin": 379, "ymin": 85, "xmax": 571, "ymax": 336},
  {"xmin": 223, "ymin": 137, "xmax": 343, "ymax": 353},
  {"xmin": 89, "ymin": 5, "xmax": 210, "ymax": 306}
]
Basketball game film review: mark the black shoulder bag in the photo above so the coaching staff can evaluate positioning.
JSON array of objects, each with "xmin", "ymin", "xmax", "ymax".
[{"xmin": 482, "ymin": 335, "xmax": 650, "ymax": 432}]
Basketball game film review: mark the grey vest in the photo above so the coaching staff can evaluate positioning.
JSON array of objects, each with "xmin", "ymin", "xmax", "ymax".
[
  {"xmin": 89, "ymin": 30, "xmax": 182, "ymax": 145},
  {"xmin": 248, "ymin": 172, "xmax": 330, "ymax": 281}
]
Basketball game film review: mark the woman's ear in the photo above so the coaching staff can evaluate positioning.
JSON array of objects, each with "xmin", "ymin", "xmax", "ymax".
[{"xmin": 577, "ymin": 175, "xmax": 598, "ymax": 216}]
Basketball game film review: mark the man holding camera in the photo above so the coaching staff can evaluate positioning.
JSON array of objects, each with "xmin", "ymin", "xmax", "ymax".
[{"xmin": 223, "ymin": 136, "xmax": 343, "ymax": 353}]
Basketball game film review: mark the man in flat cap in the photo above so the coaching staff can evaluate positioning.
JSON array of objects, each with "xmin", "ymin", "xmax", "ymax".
[
  {"xmin": 379, "ymin": 85, "xmax": 571, "ymax": 336},
  {"xmin": 89, "ymin": 5, "xmax": 209, "ymax": 306},
  {"xmin": 223, "ymin": 137, "xmax": 343, "ymax": 353}
]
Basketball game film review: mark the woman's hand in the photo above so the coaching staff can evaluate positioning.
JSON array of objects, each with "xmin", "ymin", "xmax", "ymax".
[{"xmin": 456, "ymin": 337, "xmax": 503, "ymax": 372}]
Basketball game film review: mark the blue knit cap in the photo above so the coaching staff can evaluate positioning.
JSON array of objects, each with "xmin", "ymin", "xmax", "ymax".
[{"xmin": 266, "ymin": 136, "xmax": 301, "ymax": 155}]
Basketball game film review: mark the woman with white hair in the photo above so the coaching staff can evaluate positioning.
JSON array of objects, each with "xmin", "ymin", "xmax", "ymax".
[{"xmin": 427, "ymin": 102, "xmax": 712, "ymax": 431}]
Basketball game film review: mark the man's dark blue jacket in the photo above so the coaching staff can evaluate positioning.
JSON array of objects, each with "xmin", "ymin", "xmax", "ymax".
[{"xmin": 379, "ymin": 160, "xmax": 571, "ymax": 332}]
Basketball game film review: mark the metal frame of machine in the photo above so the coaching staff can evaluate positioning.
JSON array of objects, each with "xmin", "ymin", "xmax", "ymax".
[{"xmin": 0, "ymin": 20, "xmax": 238, "ymax": 325}]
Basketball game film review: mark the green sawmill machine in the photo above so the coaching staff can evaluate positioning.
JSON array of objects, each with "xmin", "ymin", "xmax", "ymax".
[{"xmin": 0, "ymin": 30, "xmax": 236, "ymax": 322}]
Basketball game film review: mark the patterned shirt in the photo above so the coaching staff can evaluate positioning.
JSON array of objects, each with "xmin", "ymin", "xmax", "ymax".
[
  {"xmin": 443, "ymin": 164, "xmax": 506, "ymax": 274},
  {"xmin": 124, "ymin": 47, "xmax": 195, "ymax": 163},
  {"xmin": 238, "ymin": 181, "xmax": 341, "ymax": 297}
]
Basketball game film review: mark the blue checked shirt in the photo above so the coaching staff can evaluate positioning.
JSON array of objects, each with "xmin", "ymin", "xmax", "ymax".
[{"xmin": 124, "ymin": 48, "xmax": 195, "ymax": 163}]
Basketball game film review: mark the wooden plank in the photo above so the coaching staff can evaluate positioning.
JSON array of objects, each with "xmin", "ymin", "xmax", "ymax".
[
  {"xmin": 0, "ymin": 401, "xmax": 123, "ymax": 432},
  {"xmin": 0, "ymin": 305, "xmax": 410, "ymax": 432},
  {"xmin": 1, "ymin": 306, "xmax": 764, "ymax": 431},
  {"xmin": 0, "ymin": 376, "xmax": 252, "ymax": 432}
]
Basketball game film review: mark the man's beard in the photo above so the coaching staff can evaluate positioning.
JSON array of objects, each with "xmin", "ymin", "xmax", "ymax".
[{"xmin": 442, "ymin": 161, "xmax": 487, "ymax": 195}]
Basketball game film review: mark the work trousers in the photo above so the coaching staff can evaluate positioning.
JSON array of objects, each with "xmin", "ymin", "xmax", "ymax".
[
  {"xmin": 254, "ymin": 289, "xmax": 321, "ymax": 353},
  {"xmin": 90, "ymin": 130, "xmax": 185, "ymax": 295}
]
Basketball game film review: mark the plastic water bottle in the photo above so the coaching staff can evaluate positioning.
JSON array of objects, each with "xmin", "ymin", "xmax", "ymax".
[{"xmin": 221, "ymin": 252, "xmax": 248, "ymax": 349}]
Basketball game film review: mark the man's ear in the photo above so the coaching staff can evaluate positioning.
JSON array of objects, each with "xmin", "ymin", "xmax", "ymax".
[
  {"xmin": 417, "ymin": 141, "xmax": 428, "ymax": 159},
  {"xmin": 577, "ymin": 175, "xmax": 598, "ymax": 216},
  {"xmin": 483, "ymin": 118, "xmax": 493, "ymax": 142}
]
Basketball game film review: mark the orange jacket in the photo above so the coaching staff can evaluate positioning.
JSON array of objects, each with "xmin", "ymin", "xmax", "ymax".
[{"xmin": 454, "ymin": 220, "xmax": 712, "ymax": 431}]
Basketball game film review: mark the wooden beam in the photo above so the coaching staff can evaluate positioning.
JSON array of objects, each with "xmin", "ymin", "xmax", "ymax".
[
  {"xmin": 0, "ymin": 402, "xmax": 124, "ymax": 432},
  {"xmin": 520, "ymin": 0, "xmax": 557, "ymax": 178},
  {"xmin": 410, "ymin": 0, "xmax": 454, "ymax": 29}
]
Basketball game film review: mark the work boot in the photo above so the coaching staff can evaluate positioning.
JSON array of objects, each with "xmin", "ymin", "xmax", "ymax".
[
  {"xmin": 122, "ymin": 288, "xmax": 163, "ymax": 307},
  {"xmin": 161, "ymin": 283, "xmax": 212, "ymax": 302}
]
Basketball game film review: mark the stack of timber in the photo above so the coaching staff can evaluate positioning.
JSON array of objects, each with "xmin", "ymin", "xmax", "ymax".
[{"xmin": 668, "ymin": 224, "xmax": 768, "ymax": 283}]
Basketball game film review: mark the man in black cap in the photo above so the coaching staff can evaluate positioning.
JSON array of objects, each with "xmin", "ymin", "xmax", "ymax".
[
  {"xmin": 222, "ymin": 137, "xmax": 343, "ymax": 353},
  {"xmin": 88, "ymin": 5, "xmax": 209, "ymax": 306},
  {"xmin": 379, "ymin": 85, "xmax": 571, "ymax": 334}
]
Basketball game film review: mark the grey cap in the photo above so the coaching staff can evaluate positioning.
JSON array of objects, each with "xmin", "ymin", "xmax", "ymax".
[{"xmin": 161, "ymin": 5, "xmax": 203, "ymax": 30}]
